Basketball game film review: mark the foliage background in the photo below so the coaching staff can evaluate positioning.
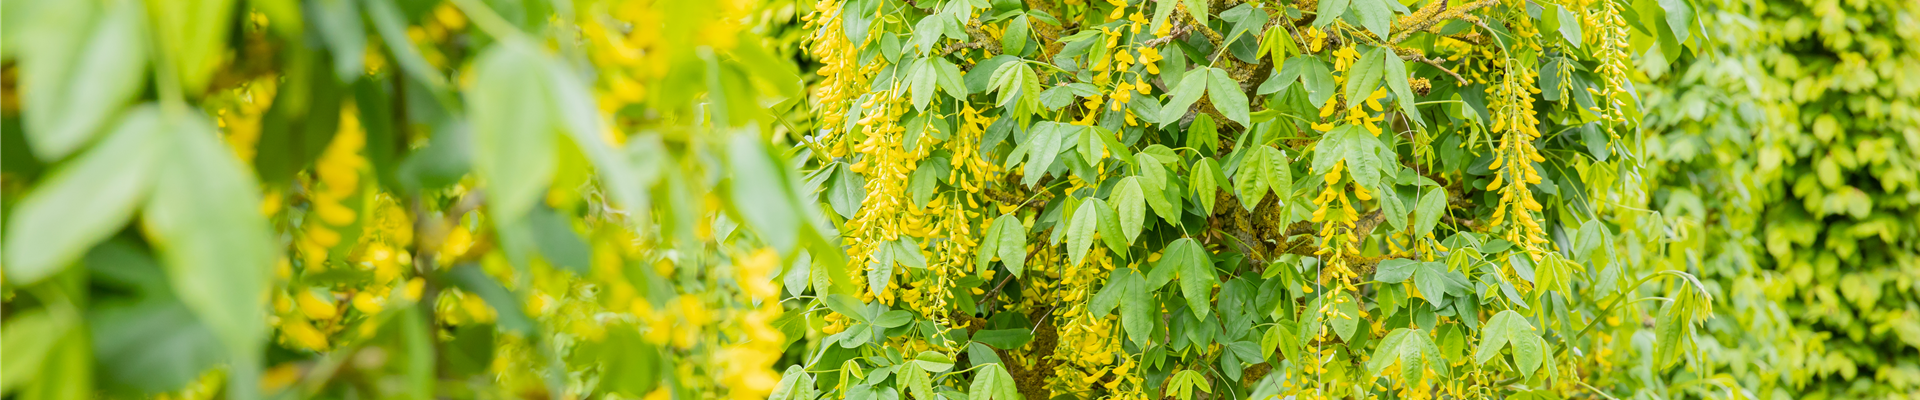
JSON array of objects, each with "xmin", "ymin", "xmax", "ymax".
[{"xmin": 0, "ymin": 0, "xmax": 1915, "ymax": 399}]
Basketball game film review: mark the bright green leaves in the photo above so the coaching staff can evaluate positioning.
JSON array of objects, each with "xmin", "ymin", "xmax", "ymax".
[
  {"xmin": 1349, "ymin": 0, "xmax": 1396, "ymax": 40},
  {"xmin": 469, "ymin": 41, "xmax": 557, "ymax": 228},
  {"xmin": 907, "ymin": 57, "xmax": 939, "ymax": 111},
  {"xmin": 141, "ymin": 109, "xmax": 276, "ymax": 399},
  {"xmin": 989, "ymin": 61, "xmax": 1042, "ymax": 124},
  {"xmin": 1375, "ymin": 259, "xmax": 1459, "ymax": 308},
  {"xmin": 1090, "ymin": 267, "xmax": 1154, "ymax": 347},
  {"xmin": 1234, "ymin": 145, "xmax": 1292, "ymax": 211},
  {"xmin": 1150, "ymin": 238, "xmax": 1215, "ymax": 319},
  {"xmin": 1113, "ymin": 177, "xmax": 1147, "ymax": 243},
  {"xmin": 870, "ymin": 238, "xmax": 928, "ymax": 294},
  {"xmin": 1067, "ymin": 198, "xmax": 1105, "ymax": 265},
  {"xmin": 1474, "ymin": 310, "xmax": 1546, "ymax": 378},
  {"xmin": 1344, "ymin": 48, "xmax": 1387, "ymax": 110},
  {"xmin": 1656, "ymin": 279, "xmax": 1713, "ymax": 370},
  {"xmin": 1167, "ymin": 370, "xmax": 1212, "ymax": 400},
  {"xmin": 1311, "ymin": 125, "xmax": 1390, "ymax": 192},
  {"xmin": 145, "ymin": 0, "xmax": 236, "ymax": 95},
  {"xmin": 978, "ymin": 214, "xmax": 1028, "ymax": 276},
  {"xmin": 17, "ymin": 0, "xmax": 147, "ymax": 160},
  {"xmin": 0, "ymin": 309, "xmax": 75, "ymax": 393},
  {"xmin": 1367, "ymin": 328, "xmax": 1449, "ymax": 383},
  {"xmin": 1020, "ymin": 122, "xmax": 1068, "ymax": 187},
  {"xmin": 1191, "ymin": 158, "xmax": 1221, "ymax": 214},
  {"xmin": 829, "ymin": 164, "xmax": 868, "ymax": 219},
  {"xmin": 1160, "ymin": 69, "xmax": 1210, "ymax": 126},
  {"xmin": 1380, "ymin": 50, "xmax": 1425, "ymax": 126},
  {"xmin": 1412, "ymin": 187, "xmax": 1447, "ymax": 239},
  {"xmin": 1159, "ymin": 67, "xmax": 1250, "ymax": 127},
  {"xmin": 1312, "ymin": 0, "xmax": 1350, "ymax": 28},
  {"xmin": 968, "ymin": 363, "xmax": 1019, "ymax": 400},
  {"xmin": 4, "ymin": 107, "xmax": 163, "ymax": 285},
  {"xmin": 1206, "ymin": 68, "xmax": 1251, "ymax": 126}
]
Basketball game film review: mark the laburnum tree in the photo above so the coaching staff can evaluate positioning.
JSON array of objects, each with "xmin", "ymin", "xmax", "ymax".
[{"xmin": 778, "ymin": 0, "xmax": 1718, "ymax": 399}]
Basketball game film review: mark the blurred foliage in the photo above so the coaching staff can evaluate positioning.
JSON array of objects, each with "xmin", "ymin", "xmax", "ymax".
[
  {"xmin": 3, "ymin": 0, "xmax": 824, "ymax": 398},
  {"xmin": 1640, "ymin": 0, "xmax": 1920, "ymax": 398}
]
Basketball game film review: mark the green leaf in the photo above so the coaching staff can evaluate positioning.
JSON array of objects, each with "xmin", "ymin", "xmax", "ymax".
[
  {"xmin": 977, "ymin": 213, "xmax": 1002, "ymax": 272},
  {"xmin": 770, "ymin": 366, "xmax": 816, "ymax": 400},
  {"xmin": 1151, "ymin": 0, "xmax": 1178, "ymax": 36},
  {"xmin": 470, "ymin": 41, "xmax": 557, "ymax": 227},
  {"xmin": 875, "ymin": 310, "xmax": 914, "ymax": 328},
  {"xmin": 145, "ymin": 0, "xmax": 236, "ymax": 94},
  {"xmin": 730, "ymin": 132, "xmax": 805, "ymax": 251},
  {"xmin": 993, "ymin": 214, "xmax": 1028, "ymax": 277},
  {"xmin": 1374, "ymin": 259, "xmax": 1419, "ymax": 283},
  {"xmin": 934, "ymin": 57, "xmax": 969, "ymax": 100},
  {"xmin": 1345, "ymin": 48, "xmax": 1387, "ymax": 109},
  {"xmin": 4, "ymin": 107, "xmax": 162, "ymax": 285},
  {"xmin": 914, "ymin": 351, "xmax": 956, "ymax": 373},
  {"xmin": 1301, "ymin": 57, "xmax": 1336, "ymax": 107},
  {"xmin": 870, "ymin": 247, "xmax": 895, "ymax": 296},
  {"xmin": 1473, "ymin": 310, "xmax": 1539, "ymax": 370},
  {"xmin": 141, "ymin": 109, "xmax": 274, "ymax": 400},
  {"xmin": 830, "ymin": 165, "xmax": 868, "ymax": 219},
  {"xmin": 1002, "ymin": 15, "xmax": 1029, "ymax": 56},
  {"xmin": 1330, "ymin": 292, "xmax": 1361, "ymax": 341},
  {"xmin": 1089, "ymin": 267, "xmax": 1136, "ymax": 318},
  {"xmin": 1169, "ymin": 369, "xmax": 1211, "ymax": 400},
  {"xmin": 1115, "ymin": 268, "xmax": 1154, "ymax": 347},
  {"xmin": 1381, "ymin": 50, "xmax": 1425, "ymax": 126},
  {"xmin": 1256, "ymin": 146, "xmax": 1292, "ymax": 206},
  {"xmin": 1380, "ymin": 185, "xmax": 1408, "ymax": 231},
  {"xmin": 1412, "ymin": 261, "xmax": 1451, "ymax": 307},
  {"xmin": 0, "ymin": 309, "xmax": 75, "ymax": 393},
  {"xmin": 1068, "ymin": 198, "xmax": 1104, "ymax": 266},
  {"xmin": 822, "ymin": 294, "xmax": 869, "ymax": 322},
  {"xmin": 1160, "ymin": 69, "xmax": 1211, "ymax": 126},
  {"xmin": 1095, "ymin": 196, "xmax": 1128, "ymax": 258},
  {"xmin": 1023, "ymin": 122, "xmax": 1065, "ymax": 187},
  {"xmin": 899, "ymin": 362, "xmax": 935, "ymax": 400},
  {"xmin": 968, "ymin": 363, "xmax": 1019, "ymax": 400},
  {"xmin": 1188, "ymin": 114, "xmax": 1219, "ymax": 154},
  {"xmin": 1412, "ymin": 187, "xmax": 1447, "ymax": 240},
  {"xmin": 1138, "ymin": 161, "xmax": 1180, "ymax": 224},
  {"xmin": 1207, "ymin": 67, "xmax": 1251, "ymax": 126},
  {"xmin": 1191, "ymin": 158, "xmax": 1220, "ymax": 214},
  {"xmin": 19, "ymin": 0, "xmax": 147, "ymax": 161},
  {"xmin": 894, "ymin": 238, "xmax": 929, "ymax": 269},
  {"xmin": 910, "ymin": 58, "xmax": 938, "ymax": 111},
  {"xmin": 1113, "ymin": 177, "xmax": 1148, "ymax": 243},
  {"xmin": 88, "ymin": 291, "xmax": 226, "ymax": 394},
  {"xmin": 1513, "ymin": 330, "xmax": 1545, "ymax": 378},
  {"xmin": 1235, "ymin": 146, "xmax": 1270, "ymax": 211},
  {"xmin": 1557, "ymin": 6, "xmax": 1583, "ymax": 47},
  {"xmin": 1350, "ymin": 0, "xmax": 1393, "ymax": 40},
  {"xmin": 974, "ymin": 329, "xmax": 1034, "ymax": 349},
  {"xmin": 1313, "ymin": 0, "xmax": 1351, "ymax": 27},
  {"xmin": 1165, "ymin": 238, "xmax": 1215, "ymax": 318}
]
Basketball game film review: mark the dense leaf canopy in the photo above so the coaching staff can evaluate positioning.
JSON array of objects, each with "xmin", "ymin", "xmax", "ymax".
[{"xmin": 0, "ymin": 0, "xmax": 1913, "ymax": 399}]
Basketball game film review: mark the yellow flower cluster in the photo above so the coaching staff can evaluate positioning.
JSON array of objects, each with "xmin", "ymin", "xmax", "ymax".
[
  {"xmin": 844, "ymin": 90, "xmax": 927, "ymax": 305},
  {"xmin": 1587, "ymin": 0, "xmax": 1634, "ymax": 128},
  {"xmin": 581, "ymin": 0, "xmax": 666, "ymax": 115},
  {"xmin": 719, "ymin": 249, "xmax": 786, "ymax": 400},
  {"xmin": 804, "ymin": 0, "xmax": 876, "ymax": 142},
  {"xmin": 1485, "ymin": 57, "xmax": 1550, "ymax": 259},
  {"xmin": 1047, "ymin": 249, "xmax": 1125, "ymax": 394}
]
